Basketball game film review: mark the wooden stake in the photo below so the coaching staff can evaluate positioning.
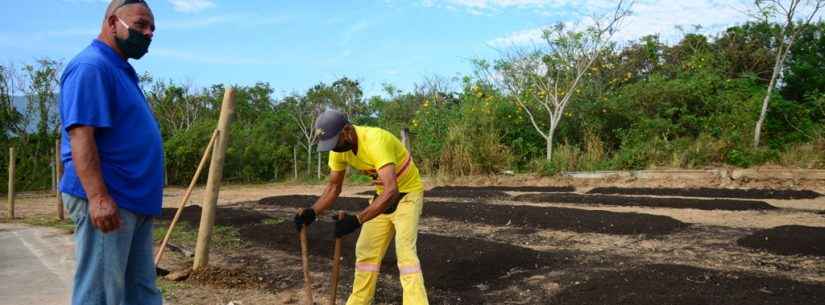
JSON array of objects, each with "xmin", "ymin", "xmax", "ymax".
[
  {"xmin": 329, "ymin": 211, "xmax": 344, "ymax": 305},
  {"xmin": 7, "ymin": 147, "xmax": 14, "ymax": 219},
  {"xmin": 193, "ymin": 87, "xmax": 235, "ymax": 271},
  {"xmin": 155, "ymin": 129, "xmax": 219, "ymax": 266},
  {"xmin": 300, "ymin": 224, "xmax": 314, "ymax": 305},
  {"xmin": 56, "ymin": 139, "xmax": 64, "ymax": 220}
]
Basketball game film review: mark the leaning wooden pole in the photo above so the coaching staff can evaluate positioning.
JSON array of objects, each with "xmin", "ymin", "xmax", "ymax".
[
  {"xmin": 56, "ymin": 139, "xmax": 64, "ymax": 220},
  {"xmin": 193, "ymin": 87, "xmax": 235, "ymax": 271},
  {"xmin": 7, "ymin": 147, "xmax": 15, "ymax": 219},
  {"xmin": 156, "ymin": 129, "xmax": 219, "ymax": 266}
]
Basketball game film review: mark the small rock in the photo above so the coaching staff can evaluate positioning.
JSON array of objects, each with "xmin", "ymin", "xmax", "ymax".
[
  {"xmin": 164, "ymin": 268, "xmax": 192, "ymax": 281},
  {"xmin": 227, "ymin": 301, "xmax": 242, "ymax": 305}
]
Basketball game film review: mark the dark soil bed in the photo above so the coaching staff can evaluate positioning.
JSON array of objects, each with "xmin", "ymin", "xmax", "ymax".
[
  {"xmin": 552, "ymin": 263, "xmax": 825, "ymax": 305},
  {"xmin": 515, "ymin": 193, "xmax": 778, "ymax": 211},
  {"xmin": 160, "ymin": 206, "xmax": 569, "ymax": 304},
  {"xmin": 431, "ymin": 185, "xmax": 575, "ymax": 193},
  {"xmin": 737, "ymin": 225, "xmax": 825, "ymax": 257},
  {"xmin": 159, "ymin": 204, "xmax": 272, "ymax": 226},
  {"xmin": 260, "ymin": 195, "xmax": 689, "ymax": 235},
  {"xmin": 357, "ymin": 189, "xmax": 511, "ymax": 199},
  {"xmin": 357, "ymin": 185, "xmax": 575, "ymax": 199},
  {"xmin": 588, "ymin": 187, "xmax": 823, "ymax": 200}
]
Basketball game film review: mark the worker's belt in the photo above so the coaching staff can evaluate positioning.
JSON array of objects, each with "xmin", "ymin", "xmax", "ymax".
[
  {"xmin": 371, "ymin": 192, "xmax": 408, "ymax": 214},
  {"xmin": 369, "ymin": 154, "xmax": 414, "ymax": 186},
  {"xmin": 367, "ymin": 154, "xmax": 413, "ymax": 214}
]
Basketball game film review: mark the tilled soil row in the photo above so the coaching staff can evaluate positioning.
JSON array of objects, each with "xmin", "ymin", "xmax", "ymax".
[
  {"xmin": 357, "ymin": 189, "xmax": 511, "ymax": 199},
  {"xmin": 259, "ymin": 195, "xmax": 689, "ymax": 235},
  {"xmin": 737, "ymin": 225, "xmax": 825, "ymax": 257},
  {"xmin": 430, "ymin": 185, "xmax": 576, "ymax": 193},
  {"xmin": 587, "ymin": 187, "xmax": 823, "ymax": 200},
  {"xmin": 552, "ymin": 263, "xmax": 825, "ymax": 305},
  {"xmin": 515, "ymin": 193, "xmax": 778, "ymax": 211},
  {"xmin": 159, "ymin": 206, "xmax": 568, "ymax": 304},
  {"xmin": 356, "ymin": 186, "xmax": 575, "ymax": 199}
]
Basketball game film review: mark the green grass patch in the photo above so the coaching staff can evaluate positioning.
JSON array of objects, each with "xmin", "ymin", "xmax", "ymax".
[
  {"xmin": 13, "ymin": 216, "xmax": 75, "ymax": 233},
  {"xmin": 153, "ymin": 221, "xmax": 198, "ymax": 246},
  {"xmin": 262, "ymin": 217, "xmax": 285, "ymax": 225},
  {"xmin": 156, "ymin": 278, "xmax": 192, "ymax": 302}
]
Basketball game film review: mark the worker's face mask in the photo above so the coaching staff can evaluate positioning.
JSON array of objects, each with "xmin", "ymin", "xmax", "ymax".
[
  {"xmin": 332, "ymin": 136, "xmax": 353, "ymax": 153},
  {"xmin": 115, "ymin": 17, "xmax": 151, "ymax": 59}
]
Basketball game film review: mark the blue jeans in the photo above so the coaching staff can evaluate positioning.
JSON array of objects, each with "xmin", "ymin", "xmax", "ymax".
[{"xmin": 63, "ymin": 193, "xmax": 163, "ymax": 305}]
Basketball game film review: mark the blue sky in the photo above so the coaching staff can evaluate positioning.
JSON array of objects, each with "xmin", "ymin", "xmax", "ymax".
[{"xmin": 1, "ymin": 0, "xmax": 753, "ymax": 97}]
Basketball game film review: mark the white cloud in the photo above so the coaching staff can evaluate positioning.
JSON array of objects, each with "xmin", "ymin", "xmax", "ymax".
[
  {"xmin": 168, "ymin": 0, "xmax": 215, "ymax": 13},
  {"xmin": 486, "ymin": 0, "xmax": 753, "ymax": 47}
]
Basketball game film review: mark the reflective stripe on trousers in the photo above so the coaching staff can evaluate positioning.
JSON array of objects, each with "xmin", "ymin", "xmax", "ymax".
[{"xmin": 346, "ymin": 191, "xmax": 429, "ymax": 305}]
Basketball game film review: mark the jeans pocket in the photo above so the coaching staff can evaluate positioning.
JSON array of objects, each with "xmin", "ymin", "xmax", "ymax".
[{"xmin": 62, "ymin": 193, "xmax": 88, "ymax": 224}]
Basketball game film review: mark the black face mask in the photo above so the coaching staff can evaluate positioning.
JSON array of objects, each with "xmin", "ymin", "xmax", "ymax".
[
  {"xmin": 332, "ymin": 140, "xmax": 353, "ymax": 153},
  {"xmin": 116, "ymin": 18, "xmax": 151, "ymax": 60}
]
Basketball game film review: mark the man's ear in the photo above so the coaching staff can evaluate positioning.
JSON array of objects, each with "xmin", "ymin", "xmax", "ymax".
[{"xmin": 107, "ymin": 14, "xmax": 118, "ymax": 35}]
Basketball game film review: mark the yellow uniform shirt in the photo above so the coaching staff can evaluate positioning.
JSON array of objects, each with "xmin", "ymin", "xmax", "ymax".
[{"xmin": 328, "ymin": 125, "xmax": 423, "ymax": 193}]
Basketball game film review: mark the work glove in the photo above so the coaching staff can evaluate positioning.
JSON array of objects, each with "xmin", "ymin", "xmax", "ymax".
[
  {"xmin": 333, "ymin": 213, "xmax": 362, "ymax": 238},
  {"xmin": 294, "ymin": 208, "xmax": 316, "ymax": 231}
]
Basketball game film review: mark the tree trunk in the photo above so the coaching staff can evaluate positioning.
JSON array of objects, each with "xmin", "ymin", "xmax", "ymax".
[
  {"xmin": 754, "ymin": 47, "xmax": 785, "ymax": 148},
  {"xmin": 546, "ymin": 133, "xmax": 553, "ymax": 161},
  {"xmin": 306, "ymin": 145, "xmax": 312, "ymax": 178},
  {"xmin": 317, "ymin": 151, "xmax": 321, "ymax": 179},
  {"xmin": 293, "ymin": 146, "xmax": 298, "ymax": 180}
]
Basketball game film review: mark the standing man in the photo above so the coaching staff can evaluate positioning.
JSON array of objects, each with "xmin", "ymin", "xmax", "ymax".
[
  {"xmin": 59, "ymin": 1, "xmax": 163, "ymax": 304},
  {"xmin": 294, "ymin": 110, "xmax": 429, "ymax": 305}
]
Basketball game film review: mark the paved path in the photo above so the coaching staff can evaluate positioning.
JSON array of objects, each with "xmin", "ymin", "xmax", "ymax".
[{"xmin": 0, "ymin": 223, "xmax": 74, "ymax": 305}]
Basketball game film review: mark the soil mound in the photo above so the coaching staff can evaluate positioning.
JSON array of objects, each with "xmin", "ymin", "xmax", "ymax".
[
  {"xmin": 588, "ymin": 187, "xmax": 822, "ymax": 200},
  {"xmin": 552, "ymin": 264, "xmax": 825, "ymax": 305},
  {"xmin": 737, "ymin": 225, "xmax": 825, "ymax": 257},
  {"xmin": 259, "ymin": 195, "xmax": 689, "ymax": 235},
  {"xmin": 515, "ymin": 193, "xmax": 777, "ymax": 211}
]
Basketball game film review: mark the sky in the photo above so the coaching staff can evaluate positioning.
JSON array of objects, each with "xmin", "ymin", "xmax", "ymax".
[{"xmin": 0, "ymin": 0, "xmax": 755, "ymax": 97}]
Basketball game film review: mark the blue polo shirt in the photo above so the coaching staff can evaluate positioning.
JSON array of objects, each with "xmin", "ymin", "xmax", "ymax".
[{"xmin": 59, "ymin": 39, "xmax": 164, "ymax": 216}]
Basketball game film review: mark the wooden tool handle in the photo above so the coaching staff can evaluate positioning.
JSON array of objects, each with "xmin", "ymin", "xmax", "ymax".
[
  {"xmin": 329, "ymin": 211, "xmax": 344, "ymax": 305},
  {"xmin": 155, "ymin": 129, "xmax": 219, "ymax": 266},
  {"xmin": 301, "ymin": 224, "xmax": 314, "ymax": 305}
]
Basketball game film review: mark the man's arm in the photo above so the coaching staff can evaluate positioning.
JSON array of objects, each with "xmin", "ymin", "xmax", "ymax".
[
  {"xmin": 357, "ymin": 164, "xmax": 399, "ymax": 224},
  {"xmin": 69, "ymin": 126, "xmax": 121, "ymax": 233},
  {"xmin": 311, "ymin": 169, "xmax": 346, "ymax": 215}
]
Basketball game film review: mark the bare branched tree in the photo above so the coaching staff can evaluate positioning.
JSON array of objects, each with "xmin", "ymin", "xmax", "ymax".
[
  {"xmin": 284, "ymin": 95, "xmax": 323, "ymax": 177},
  {"xmin": 752, "ymin": 0, "xmax": 825, "ymax": 148},
  {"xmin": 483, "ymin": 0, "xmax": 633, "ymax": 160}
]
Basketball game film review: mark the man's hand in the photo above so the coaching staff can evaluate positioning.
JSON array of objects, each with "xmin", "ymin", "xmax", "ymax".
[
  {"xmin": 89, "ymin": 194, "xmax": 121, "ymax": 233},
  {"xmin": 333, "ymin": 213, "xmax": 361, "ymax": 238},
  {"xmin": 294, "ymin": 208, "xmax": 316, "ymax": 231}
]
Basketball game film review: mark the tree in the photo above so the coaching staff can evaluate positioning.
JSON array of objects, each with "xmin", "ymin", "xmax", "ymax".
[
  {"xmin": 22, "ymin": 59, "xmax": 62, "ymax": 136},
  {"xmin": 752, "ymin": 0, "xmax": 824, "ymax": 148},
  {"xmin": 283, "ymin": 94, "xmax": 323, "ymax": 177},
  {"xmin": 485, "ymin": 0, "xmax": 633, "ymax": 160},
  {"xmin": 0, "ymin": 64, "xmax": 23, "ymax": 138}
]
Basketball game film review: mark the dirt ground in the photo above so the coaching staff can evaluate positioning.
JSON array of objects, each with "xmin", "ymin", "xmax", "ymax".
[{"xmin": 3, "ymin": 174, "xmax": 825, "ymax": 304}]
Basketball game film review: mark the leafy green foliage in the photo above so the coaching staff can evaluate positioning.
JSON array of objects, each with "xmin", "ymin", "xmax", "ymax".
[{"xmin": 2, "ymin": 22, "xmax": 825, "ymax": 191}]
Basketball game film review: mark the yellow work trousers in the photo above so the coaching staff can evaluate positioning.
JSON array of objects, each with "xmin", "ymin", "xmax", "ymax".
[{"xmin": 346, "ymin": 191, "xmax": 429, "ymax": 305}]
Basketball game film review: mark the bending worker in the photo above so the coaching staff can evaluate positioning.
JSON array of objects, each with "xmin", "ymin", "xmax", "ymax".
[{"xmin": 294, "ymin": 110, "xmax": 429, "ymax": 305}]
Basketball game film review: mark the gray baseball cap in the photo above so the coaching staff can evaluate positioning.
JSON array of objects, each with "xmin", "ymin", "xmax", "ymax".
[{"xmin": 315, "ymin": 110, "xmax": 349, "ymax": 152}]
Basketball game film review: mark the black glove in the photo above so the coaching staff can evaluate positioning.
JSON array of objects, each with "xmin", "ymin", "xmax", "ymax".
[
  {"xmin": 294, "ymin": 208, "xmax": 316, "ymax": 231},
  {"xmin": 333, "ymin": 214, "xmax": 362, "ymax": 238}
]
